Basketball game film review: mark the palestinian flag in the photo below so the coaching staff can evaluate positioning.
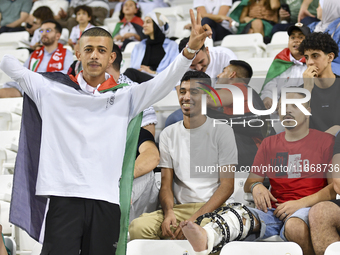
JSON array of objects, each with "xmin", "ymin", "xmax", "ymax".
[
  {"xmin": 260, "ymin": 48, "xmax": 306, "ymax": 93},
  {"xmin": 9, "ymin": 72, "xmax": 140, "ymax": 255}
]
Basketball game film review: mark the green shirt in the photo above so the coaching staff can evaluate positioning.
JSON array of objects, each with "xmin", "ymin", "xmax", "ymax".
[
  {"xmin": 0, "ymin": 0, "xmax": 32, "ymax": 27},
  {"xmin": 281, "ymin": 0, "xmax": 319, "ymax": 24}
]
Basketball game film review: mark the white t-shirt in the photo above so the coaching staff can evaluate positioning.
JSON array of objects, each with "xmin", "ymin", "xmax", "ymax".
[
  {"xmin": 0, "ymin": 52, "xmax": 192, "ymax": 205},
  {"xmin": 158, "ymin": 117, "xmax": 238, "ymax": 204},
  {"xmin": 206, "ymin": 46, "xmax": 238, "ymax": 80},
  {"xmin": 193, "ymin": 0, "xmax": 232, "ymax": 14},
  {"xmin": 69, "ymin": 23, "xmax": 95, "ymax": 44},
  {"xmin": 260, "ymin": 54, "xmax": 306, "ymax": 100}
]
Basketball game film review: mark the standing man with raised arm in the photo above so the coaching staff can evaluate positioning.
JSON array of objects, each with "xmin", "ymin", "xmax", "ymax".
[{"xmin": 0, "ymin": 10, "xmax": 212, "ymax": 255}]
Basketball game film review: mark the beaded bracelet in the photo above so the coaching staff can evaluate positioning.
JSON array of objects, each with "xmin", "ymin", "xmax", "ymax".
[{"xmin": 250, "ymin": 181, "xmax": 263, "ymax": 194}]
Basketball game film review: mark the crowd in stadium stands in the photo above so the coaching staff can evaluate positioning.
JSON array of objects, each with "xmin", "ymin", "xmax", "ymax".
[{"xmin": 0, "ymin": 0, "xmax": 340, "ymax": 255}]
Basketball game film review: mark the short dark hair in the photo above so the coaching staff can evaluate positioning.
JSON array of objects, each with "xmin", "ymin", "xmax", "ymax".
[
  {"xmin": 229, "ymin": 60, "xmax": 253, "ymax": 79},
  {"xmin": 298, "ymin": 32, "xmax": 339, "ymax": 59},
  {"xmin": 41, "ymin": 19, "xmax": 62, "ymax": 34},
  {"xmin": 112, "ymin": 43, "xmax": 122, "ymax": 71},
  {"xmin": 33, "ymin": 6, "xmax": 54, "ymax": 22},
  {"xmin": 119, "ymin": 0, "xmax": 142, "ymax": 20},
  {"xmin": 178, "ymin": 37, "xmax": 205, "ymax": 53},
  {"xmin": 180, "ymin": 71, "xmax": 211, "ymax": 90},
  {"xmin": 74, "ymin": 5, "xmax": 94, "ymax": 24},
  {"xmin": 80, "ymin": 27, "xmax": 113, "ymax": 51},
  {"xmin": 81, "ymin": 27, "xmax": 112, "ymax": 38}
]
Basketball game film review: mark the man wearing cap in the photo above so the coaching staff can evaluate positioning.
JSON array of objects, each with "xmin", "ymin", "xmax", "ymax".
[{"xmin": 260, "ymin": 23, "xmax": 310, "ymax": 110}]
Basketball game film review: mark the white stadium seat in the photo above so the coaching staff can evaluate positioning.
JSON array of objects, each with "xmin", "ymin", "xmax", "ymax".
[
  {"xmin": 246, "ymin": 57, "xmax": 274, "ymax": 78},
  {"xmin": 325, "ymin": 242, "xmax": 340, "ymax": 255},
  {"xmin": 220, "ymin": 241, "xmax": 303, "ymax": 255},
  {"xmin": 127, "ymin": 240, "xmax": 196, "ymax": 255},
  {"xmin": 221, "ymin": 33, "xmax": 266, "ymax": 59},
  {"xmin": 0, "ymin": 31, "xmax": 30, "ymax": 50},
  {"xmin": 0, "ymin": 49, "xmax": 29, "ymax": 63},
  {"xmin": 265, "ymin": 31, "xmax": 289, "ymax": 58}
]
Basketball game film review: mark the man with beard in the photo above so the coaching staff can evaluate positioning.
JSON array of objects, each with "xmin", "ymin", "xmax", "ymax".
[
  {"xmin": 0, "ymin": 20, "xmax": 74, "ymax": 98},
  {"xmin": 180, "ymin": 92, "xmax": 336, "ymax": 255}
]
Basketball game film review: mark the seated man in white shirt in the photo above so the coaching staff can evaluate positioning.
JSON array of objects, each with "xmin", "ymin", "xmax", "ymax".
[
  {"xmin": 129, "ymin": 70, "xmax": 237, "ymax": 240},
  {"xmin": 0, "ymin": 20, "xmax": 74, "ymax": 98}
]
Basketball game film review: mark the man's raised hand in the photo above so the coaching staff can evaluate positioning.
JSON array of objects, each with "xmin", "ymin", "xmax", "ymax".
[{"xmin": 183, "ymin": 10, "xmax": 212, "ymax": 59}]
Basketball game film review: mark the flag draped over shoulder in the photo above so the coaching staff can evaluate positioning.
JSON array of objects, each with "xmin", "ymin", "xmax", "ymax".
[
  {"xmin": 111, "ymin": 16, "xmax": 144, "ymax": 39},
  {"xmin": 260, "ymin": 48, "xmax": 306, "ymax": 93},
  {"xmin": 9, "ymin": 72, "xmax": 141, "ymax": 255}
]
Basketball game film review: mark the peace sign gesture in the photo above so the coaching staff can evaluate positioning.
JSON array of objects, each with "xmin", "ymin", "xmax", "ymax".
[{"xmin": 183, "ymin": 10, "xmax": 212, "ymax": 59}]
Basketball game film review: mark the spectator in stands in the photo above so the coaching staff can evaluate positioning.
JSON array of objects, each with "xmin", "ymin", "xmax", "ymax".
[
  {"xmin": 229, "ymin": 0, "xmax": 280, "ymax": 40},
  {"xmin": 308, "ymin": 0, "xmax": 340, "ymax": 76},
  {"xmin": 67, "ymin": 39, "xmax": 83, "ymax": 77},
  {"xmin": 68, "ymin": 5, "xmax": 95, "ymax": 49},
  {"xmin": 261, "ymin": 23, "xmax": 310, "ymax": 110},
  {"xmin": 55, "ymin": 0, "xmax": 110, "ymax": 31},
  {"xmin": 0, "ymin": 12, "xmax": 213, "ymax": 254},
  {"xmin": 0, "ymin": 225, "xmax": 9, "ymax": 255},
  {"xmin": 27, "ymin": 6, "xmax": 55, "ymax": 49},
  {"xmin": 298, "ymin": 0, "xmax": 320, "ymax": 23},
  {"xmin": 25, "ymin": 6, "xmax": 54, "ymax": 37},
  {"xmin": 0, "ymin": 0, "xmax": 32, "ymax": 34},
  {"xmin": 193, "ymin": 0, "xmax": 234, "ymax": 41},
  {"xmin": 271, "ymin": 0, "xmax": 319, "ymax": 35},
  {"xmin": 124, "ymin": 12, "xmax": 178, "ymax": 83},
  {"xmin": 308, "ymin": 135, "xmax": 340, "ymax": 255},
  {"xmin": 178, "ymin": 36, "xmax": 238, "ymax": 80},
  {"xmin": 165, "ymin": 61, "xmax": 273, "ymax": 172},
  {"xmin": 112, "ymin": 0, "xmax": 144, "ymax": 51},
  {"xmin": 129, "ymin": 70, "xmax": 237, "ymax": 240},
  {"xmin": 30, "ymin": 0, "xmax": 69, "ymax": 17},
  {"xmin": 0, "ymin": 20, "xmax": 74, "ymax": 98},
  {"xmin": 299, "ymin": 32, "xmax": 340, "ymax": 135},
  {"xmin": 165, "ymin": 58, "xmax": 247, "ymax": 128},
  {"xmin": 180, "ymin": 92, "xmax": 336, "ymax": 255}
]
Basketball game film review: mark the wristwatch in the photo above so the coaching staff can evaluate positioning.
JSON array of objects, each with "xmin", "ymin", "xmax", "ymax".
[{"xmin": 185, "ymin": 43, "xmax": 200, "ymax": 54}]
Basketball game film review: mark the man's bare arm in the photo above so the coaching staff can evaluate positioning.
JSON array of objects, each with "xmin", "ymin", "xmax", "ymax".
[
  {"xmin": 332, "ymin": 154, "xmax": 340, "ymax": 194},
  {"xmin": 159, "ymin": 168, "xmax": 177, "ymax": 238},
  {"xmin": 6, "ymin": 12, "xmax": 29, "ymax": 28},
  {"xmin": 298, "ymin": 0, "xmax": 315, "ymax": 22},
  {"xmin": 196, "ymin": 6, "xmax": 231, "ymax": 23},
  {"xmin": 207, "ymin": 89, "xmax": 233, "ymax": 108},
  {"xmin": 134, "ymin": 140, "xmax": 159, "ymax": 178},
  {"xmin": 188, "ymin": 167, "xmax": 234, "ymax": 221},
  {"xmin": 0, "ymin": 88, "xmax": 22, "ymax": 98}
]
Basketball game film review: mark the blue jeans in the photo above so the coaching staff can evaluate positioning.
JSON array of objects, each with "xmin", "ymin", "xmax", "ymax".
[{"xmin": 248, "ymin": 207, "xmax": 310, "ymax": 241}]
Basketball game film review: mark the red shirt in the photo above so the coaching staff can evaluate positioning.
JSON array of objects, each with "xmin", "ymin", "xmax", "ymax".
[
  {"xmin": 251, "ymin": 129, "xmax": 334, "ymax": 207},
  {"xmin": 222, "ymin": 83, "xmax": 250, "ymax": 115}
]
